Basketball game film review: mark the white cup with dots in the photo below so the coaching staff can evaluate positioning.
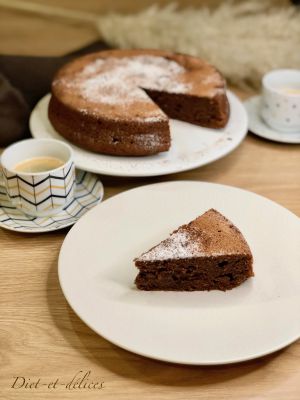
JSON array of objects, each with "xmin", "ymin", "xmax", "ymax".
[{"xmin": 261, "ymin": 69, "xmax": 300, "ymax": 133}]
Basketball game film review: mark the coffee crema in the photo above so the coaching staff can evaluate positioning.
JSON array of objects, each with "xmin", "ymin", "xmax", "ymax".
[
  {"xmin": 14, "ymin": 156, "xmax": 65, "ymax": 173},
  {"xmin": 279, "ymin": 87, "xmax": 300, "ymax": 95}
]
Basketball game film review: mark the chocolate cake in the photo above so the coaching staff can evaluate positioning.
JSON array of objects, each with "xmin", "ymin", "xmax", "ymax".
[
  {"xmin": 48, "ymin": 49, "xmax": 229, "ymax": 156},
  {"xmin": 135, "ymin": 209, "xmax": 253, "ymax": 291}
]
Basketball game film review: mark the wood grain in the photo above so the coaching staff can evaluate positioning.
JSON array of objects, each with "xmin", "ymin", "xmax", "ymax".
[{"xmin": 1, "ymin": 1, "xmax": 300, "ymax": 399}]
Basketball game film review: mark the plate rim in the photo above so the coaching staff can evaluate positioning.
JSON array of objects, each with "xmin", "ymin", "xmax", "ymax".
[
  {"xmin": 244, "ymin": 95, "xmax": 300, "ymax": 144},
  {"xmin": 58, "ymin": 180, "xmax": 300, "ymax": 365},
  {"xmin": 30, "ymin": 91, "xmax": 248, "ymax": 177}
]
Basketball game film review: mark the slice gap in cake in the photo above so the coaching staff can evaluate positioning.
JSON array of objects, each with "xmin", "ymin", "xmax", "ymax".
[{"xmin": 134, "ymin": 209, "xmax": 253, "ymax": 291}]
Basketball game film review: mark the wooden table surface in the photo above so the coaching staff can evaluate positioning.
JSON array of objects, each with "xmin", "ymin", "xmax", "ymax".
[{"xmin": 1, "ymin": 1, "xmax": 300, "ymax": 399}]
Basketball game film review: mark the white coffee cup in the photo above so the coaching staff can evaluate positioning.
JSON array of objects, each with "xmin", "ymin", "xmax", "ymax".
[
  {"xmin": 261, "ymin": 69, "xmax": 300, "ymax": 133},
  {"xmin": 1, "ymin": 138, "xmax": 75, "ymax": 217}
]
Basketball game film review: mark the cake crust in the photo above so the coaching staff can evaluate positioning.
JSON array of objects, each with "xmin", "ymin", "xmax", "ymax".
[
  {"xmin": 135, "ymin": 209, "xmax": 253, "ymax": 291},
  {"xmin": 48, "ymin": 49, "xmax": 229, "ymax": 156}
]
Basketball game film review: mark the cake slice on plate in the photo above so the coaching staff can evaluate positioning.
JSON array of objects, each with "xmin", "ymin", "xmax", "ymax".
[{"xmin": 134, "ymin": 209, "xmax": 253, "ymax": 291}]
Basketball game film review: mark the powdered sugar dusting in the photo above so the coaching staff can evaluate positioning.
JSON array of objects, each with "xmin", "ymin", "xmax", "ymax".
[
  {"xmin": 138, "ymin": 229, "xmax": 204, "ymax": 261},
  {"xmin": 134, "ymin": 114, "xmax": 168, "ymax": 122},
  {"xmin": 56, "ymin": 55, "xmax": 191, "ymax": 106},
  {"xmin": 132, "ymin": 115, "xmax": 166, "ymax": 123},
  {"xmin": 75, "ymin": 107, "xmax": 166, "ymax": 122},
  {"xmin": 134, "ymin": 133, "xmax": 166, "ymax": 148}
]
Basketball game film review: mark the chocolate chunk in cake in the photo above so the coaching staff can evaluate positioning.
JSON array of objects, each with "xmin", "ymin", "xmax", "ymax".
[{"xmin": 134, "ymin": 209, "xmax": 253, "ymax": 291}]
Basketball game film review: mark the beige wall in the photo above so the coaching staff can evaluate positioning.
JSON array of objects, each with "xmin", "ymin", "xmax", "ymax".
[{"xmin": 0, "ymin": 0, "xmax": 292, "ymax": 56}]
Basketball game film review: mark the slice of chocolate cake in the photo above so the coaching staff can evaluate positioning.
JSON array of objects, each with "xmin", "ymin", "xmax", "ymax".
[{"xmin": 134, "ymin": 209, "xmax": 253, "ymax": 291}]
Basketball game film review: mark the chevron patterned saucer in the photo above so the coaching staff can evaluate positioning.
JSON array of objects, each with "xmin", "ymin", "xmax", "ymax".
[{"xmin": 0, "ymin": 170, "xmax": 104, "ymax": 233}]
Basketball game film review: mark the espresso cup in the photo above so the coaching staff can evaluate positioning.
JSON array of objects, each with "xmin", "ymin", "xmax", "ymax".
[
  {"xmin": 1, "ymin": 138, "xmax": 75, "ymax": 217},
  {"xmin": 261, "ymin": 69, "xmax": 300, "ymax": 133}
]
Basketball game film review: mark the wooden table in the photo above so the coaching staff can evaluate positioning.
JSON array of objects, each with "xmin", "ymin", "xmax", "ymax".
[{"xmin": 1, "ymin": 2, "xmax": 300, "ymax": 399}]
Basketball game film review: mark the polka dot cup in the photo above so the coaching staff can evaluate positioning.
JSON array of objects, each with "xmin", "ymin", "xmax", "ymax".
[{"xmin": 261, "ymin": 69, "xmax": 300, "ymax": 133}]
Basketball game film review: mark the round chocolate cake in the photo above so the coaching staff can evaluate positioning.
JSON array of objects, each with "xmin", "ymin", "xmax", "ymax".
[{"xmin": 48, "ymin": 49, "xmax": 229, "ymax": 156}]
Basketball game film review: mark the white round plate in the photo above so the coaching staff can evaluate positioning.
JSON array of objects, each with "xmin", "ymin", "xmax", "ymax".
[
  {"xmin": 30, "ymin": 91, "xmax": 248, "ymax": 177},
  {"xmin": 59, "ymin": 181, "xmax": 300, "ymax": 365},
  {"xmin": 0, "ymin": 170, "xmax": 103, "ymax": 233},
  {"xmin": 244, "ymin": 95, "xmax": 300, "ymax": 144}
]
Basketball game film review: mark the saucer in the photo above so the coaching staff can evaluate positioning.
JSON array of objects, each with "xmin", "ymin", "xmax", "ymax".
[
  {"xmin": 0, "ymin": 170, "xmax": 104, "ymax": 233},
  {"xmin": 244, "ymin": 95, "xmax": 300, "ymax": 144}
]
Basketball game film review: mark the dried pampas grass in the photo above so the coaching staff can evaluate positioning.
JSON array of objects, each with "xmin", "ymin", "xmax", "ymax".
[
  {"xmin": 98, "ymin": 1, "xmax": 300, "ymax": 89},
  {"xmin": 1, "ymin": 0, "xmax": 299, "ymax": 88}
]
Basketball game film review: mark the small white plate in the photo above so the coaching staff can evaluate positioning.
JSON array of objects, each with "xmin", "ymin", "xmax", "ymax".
[
  {"xmin": 30, "ymin": 91, "xmax": 248, "ymax": 177},
  {"xmin": 244, "ymin": 95, "xmax": 300, "ymax": 144},
  {"xmin": 0, "ymin": 170, "xmax": 103, "ymax": 233},
  {"xmin": 58, "ymin": 181, "xmax": 300, "ymax": 365}
]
